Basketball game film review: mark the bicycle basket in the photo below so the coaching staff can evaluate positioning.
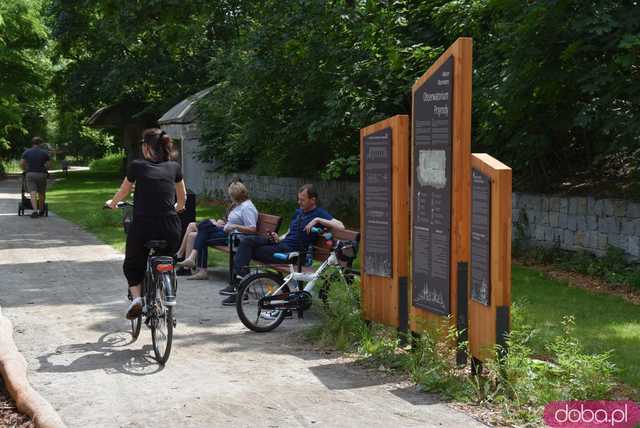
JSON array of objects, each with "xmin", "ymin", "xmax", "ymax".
[
  {"xmin": 336, "ymin": 240, "xmax": 357, "ymax": 262},
  {"xmin": 122, "ymin": 206, "xmax": 133, "ymax": 234}
]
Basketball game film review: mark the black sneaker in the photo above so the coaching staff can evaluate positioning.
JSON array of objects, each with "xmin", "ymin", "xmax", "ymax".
[
  {"xmin": 221, "ymin": 293, "xmax": 248, "ymax": 306},
  {"xmin": 30, "ymin": 211, "xmax": 39, "ymax": 218},
  {"xmin": 219, "ymin": 285, "xmax": 236, "ymax": 295}
]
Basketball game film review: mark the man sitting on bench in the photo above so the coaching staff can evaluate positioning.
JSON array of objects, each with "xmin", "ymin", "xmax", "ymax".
[{"xmin": 222, "ymin": 183, "xmax": 344, "ymax": 306}]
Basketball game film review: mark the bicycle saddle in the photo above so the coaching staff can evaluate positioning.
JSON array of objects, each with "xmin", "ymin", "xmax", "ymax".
[
  {"xmin": 145, "ymin": 240, "xmax": 167, "ymax": 249},
  {"xmin": 273, "ymin": 252, "xmax": 299, "ymax": 261}
]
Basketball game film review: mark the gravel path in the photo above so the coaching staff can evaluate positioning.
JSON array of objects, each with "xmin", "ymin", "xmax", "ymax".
[{"xmin": 0, "ymin": 176, "xmax": 487, "ymax": 428}]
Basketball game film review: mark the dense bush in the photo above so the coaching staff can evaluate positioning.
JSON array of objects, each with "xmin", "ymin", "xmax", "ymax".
[{"xmin": 88, "ymin": 153, "xmax": 124, "ymax": 174}]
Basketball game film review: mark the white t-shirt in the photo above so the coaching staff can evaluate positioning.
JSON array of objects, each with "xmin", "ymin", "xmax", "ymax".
[{"xmin": 226, "ymin": 200, "xmax": 258, "ymax": 232}]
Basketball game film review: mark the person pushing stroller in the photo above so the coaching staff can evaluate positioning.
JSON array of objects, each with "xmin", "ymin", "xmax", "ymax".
[{"xmin": 20, "ymin": 137, "xmax": 50, "ymax": 218}]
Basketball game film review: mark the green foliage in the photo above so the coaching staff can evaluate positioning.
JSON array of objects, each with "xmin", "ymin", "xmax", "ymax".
[
  {"xmin": 406, "ymin": 319, "xmax": 472, "ymax": 400},
  {"xmin": 518, "ymin": 244, "xmax": 640, "ymax": 290},
  {"xmin": 311, "ymin": 274, "xmax": 367, "ymax": 351},
  {"xmin": 89, "ymin": 152, "xmax": 125, "ymax": 174},
  {"xmin": 0, "ymin": 0, "xmax": 53, "ymax": 157},
  {"xmin": 482, "ymin": 314, "xmax": 617, "ymax": 425}
]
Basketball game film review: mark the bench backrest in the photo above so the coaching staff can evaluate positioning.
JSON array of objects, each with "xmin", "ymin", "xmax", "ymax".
[
  {"xmin": 257, "ymin": 213, "xmax": 282, "ymax": 235},
  {"xmin": 311, "ymin": 228, "xmax": 360, "ymax": 265}
]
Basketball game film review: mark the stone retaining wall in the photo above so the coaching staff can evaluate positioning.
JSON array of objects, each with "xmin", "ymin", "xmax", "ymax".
[{"xmin": 513, "ymin": 193, "xmax": 640, "ymax": 259}]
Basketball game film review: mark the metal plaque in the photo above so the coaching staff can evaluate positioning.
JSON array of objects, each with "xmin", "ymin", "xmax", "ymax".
[
  {"xmin": 363, "ymin": 127, "xmax": 393, "ymax": 277},
  {"xmin": 471, "ymin": 168, "xmax": 491, "ymax": 306},
  {"xmin": 411, "ymin": 56, "xmax": 453, "ymax": 315}
]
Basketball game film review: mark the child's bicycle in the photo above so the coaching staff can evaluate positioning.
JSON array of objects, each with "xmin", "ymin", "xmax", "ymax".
[
  {"xmin": 235, "ymin": 227, "xmax": 359, "ymax": 332},
  {"xmin": 107, "ymin": 201, "xmax": 177, "ymax": 364}
]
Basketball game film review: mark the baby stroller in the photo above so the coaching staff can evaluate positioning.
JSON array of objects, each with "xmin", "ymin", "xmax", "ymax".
[{"xmin": 18, "ymin": 172, "xmax": 48, "ymax": 217}]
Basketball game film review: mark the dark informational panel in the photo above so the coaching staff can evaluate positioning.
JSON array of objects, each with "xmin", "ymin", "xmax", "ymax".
[
  {"xmin": 363, "ymin": 128, "xmax": 393, "ymax": 277},
  {"xmin": 471, "ymin": 168, "xmax": 491, "ymax": 306},
  {"xmin": 411, "ymin": 56, "xmax": 454, "ymax": 315},
  {"xmin": 360, "ymin": 115, "xmax": 410, "ymax": 329},
  {"xmin": 469, "ymin": 153, "xmax": 512, "ymax": 362}
]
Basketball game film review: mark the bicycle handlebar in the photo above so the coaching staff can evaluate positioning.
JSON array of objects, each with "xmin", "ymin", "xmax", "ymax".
[{"xmin": 103, "ymin": 200, "xmax": 133, "ymax": 209}]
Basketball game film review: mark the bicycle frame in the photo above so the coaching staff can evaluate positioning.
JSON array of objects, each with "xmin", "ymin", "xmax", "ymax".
[{"xmin": 265, "ymin": 251, "xmax": 349, "ymax": 303}]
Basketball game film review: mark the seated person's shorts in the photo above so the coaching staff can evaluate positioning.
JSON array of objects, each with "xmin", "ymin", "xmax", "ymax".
[{"xmin": 26, "ymin": 172, "xmax": 47, "ymax": 193}]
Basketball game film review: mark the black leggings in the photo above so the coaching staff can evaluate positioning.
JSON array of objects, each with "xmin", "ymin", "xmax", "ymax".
[{"xmin": 123, "ymin": 215, "xmax": 181, "ymax": 287}]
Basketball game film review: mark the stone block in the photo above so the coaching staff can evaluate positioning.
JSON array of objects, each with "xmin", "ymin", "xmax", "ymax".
[
  {"xmin": 569, "ymin": 198, "xmax": 578, "ymax": 215},
  {"xmin": 633, "ymin": 219, "xmax": 640, "ymax": 236},
  {"xmin": 606, "ymin": 217, "xmax": 620, "ymax": 235},
  {"xmin": 540, "ymin": 212, "xmax": 549, "ymax": 226},
  {"xmin": 587, "ymin": 215, "xmax": 598, "ymax": 231},
  {"xmin": 629, "ymin": 236, "xmax": 640, "ymax": 257},
  {"xmin": 576, "ymin": 197, "xmax": 588, "ymax": 215},
  {"xmin": 598, "ymin": 233, "xmax": 608, "ymax": 251},
  {"xmin": 544, "ymin": 227, "xmax": 554, "ymax": 242},
  {"xmin": 559, "ymin": 198, "xmax": 569, "ymax": 214},
  {"xmin": 575, "ymin": 231, "xmax": 586, "ymax": 247},
  {"xmin": 604, "ymin": 200, "xmax": 615, "ymax": 217},
  {"xmin": 587, "ymin": 232, "xmax": 599, "ymax": 250},
  {"xmin": 592, "ymin": 199, "xmax": 604, "ymax": 216},
  {"xmin": 512, "ymin": 193, "xmax": 520, "ymax": 209},
  {"xmin": 549, "ymin": 212, "xmax": 560, "ymax": 227},
  {"xmin": 622, "ymin": 219, "xmax": 634, "ymax": 236},
  {"xmin": 535, "ymin": 226, "xmax": 545, "ymax": 242},
  {"xmin": 559, "ymin": 213, "xmax": 568, "ymax": 229},
  {"xmin": 613, "ymin": 200, "xmax": 626, "ymax": 217},
  {"xmin": 608, "ymin": 234, "xmax": 627, "ymax": 252},
  {"xmin": 568, "ymin": 215, "xmax": 577, "ymax": 232},
  {"xmin": 627, "ymin": 202, "xmax": 640, "ymax": 218},
  {"xmin": 550, "ymin": 197, "xmax": 560, "ymax": 212},
  {"xmin": 576, "ymin": 217, "xmax": 587, "ymax": 232},
  {"xmin": 598, "ymin": 217, "xmax": 608, "ymax": 233},
  {"xmin": 563, "ymin": 229, "xmax": 575, "ymax": 248},
  {"xmin": 586, "ymin": 197, "xmax": 596, "ymax": 214},
  {"xmin": 542, "ymin": 196, "xmax": 550, "ymax": 212}
]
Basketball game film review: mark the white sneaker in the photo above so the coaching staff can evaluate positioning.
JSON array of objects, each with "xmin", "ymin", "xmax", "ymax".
[{"xmin": 126, "ymin": 297, "xmax": 143, "ymax": 320}]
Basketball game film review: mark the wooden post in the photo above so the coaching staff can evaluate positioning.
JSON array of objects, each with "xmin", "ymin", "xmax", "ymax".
[
  {"xmin": 469, "ymin": 153, "xmax": 512, "ymax": 361},
  {"xmin": 410, "ymin": 38, "xmax": 472, "ymax": 334},
  {"xmin": 360, "ymin": 115, "xmax": 410, "ymax": 329}
]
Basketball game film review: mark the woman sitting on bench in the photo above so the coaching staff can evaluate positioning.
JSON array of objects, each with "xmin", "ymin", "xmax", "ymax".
[{"xmin": 177, "ymin": 181, "xmax": 258, "ymax": 280}]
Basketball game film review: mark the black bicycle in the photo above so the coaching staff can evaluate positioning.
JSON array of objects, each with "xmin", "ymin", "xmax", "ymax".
[{"xmin": 108, "ymin": 201, "xmax": 177, "ymax": 364}]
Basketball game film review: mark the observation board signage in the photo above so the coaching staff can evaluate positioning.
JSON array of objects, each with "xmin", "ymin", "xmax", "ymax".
[
  {"xmin": 471, "ymin": 168, "xmax": 491, "ymax": 306},
  {"xmin": 363, "ymin": 127, "xmax": 393, "ymax": 277},
  {"xmin": 411, "ymin": 56, "xmax": 453, "ymax": 315}
]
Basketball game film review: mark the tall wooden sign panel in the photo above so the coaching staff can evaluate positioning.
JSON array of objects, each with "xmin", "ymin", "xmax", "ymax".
[
  {"xmin": 360, "ymin": 115, "xmax": 410, "ymax": 328},
  {"xmin": 410, "ymin": 38, "xmax": 472, "ymax": 331},
  {"xmin": 469, "ymin": 153, "xmax": 512, "ymax": 361}
]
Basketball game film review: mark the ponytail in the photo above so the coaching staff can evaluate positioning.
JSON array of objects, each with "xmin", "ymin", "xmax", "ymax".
[{"xmin": 142, "ymin": 128, "xmax": 176, "ymax": 162}]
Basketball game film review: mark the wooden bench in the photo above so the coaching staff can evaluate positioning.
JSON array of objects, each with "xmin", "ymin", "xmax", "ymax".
[
  {"xmin": 206, "ymin": 213, "xmax": 283, "ymax": 285},
  {"xmin": 256, "ymin": 228, "xmax": 361, "ymax": 276}
]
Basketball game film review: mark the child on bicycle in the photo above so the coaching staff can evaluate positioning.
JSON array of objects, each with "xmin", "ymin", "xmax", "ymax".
[{"xmin": 106, "ymin": 128, "xmax": 186, "ymax": 320}]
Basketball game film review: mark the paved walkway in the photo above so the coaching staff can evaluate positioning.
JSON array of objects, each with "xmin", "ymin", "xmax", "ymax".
[{"xmin": 0, "ymin": 177, "xmax": 486, "ymax": 428}]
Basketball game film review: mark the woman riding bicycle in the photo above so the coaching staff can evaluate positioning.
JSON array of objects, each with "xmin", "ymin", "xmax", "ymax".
[{"xmin": 106, "ymin": 128, "xmax": 186, "ymax": 320}]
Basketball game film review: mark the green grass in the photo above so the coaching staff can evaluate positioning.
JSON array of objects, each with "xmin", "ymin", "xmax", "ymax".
[{"xmin": 512, "ymin": 264, "xmax": 640, "ymax": 391}]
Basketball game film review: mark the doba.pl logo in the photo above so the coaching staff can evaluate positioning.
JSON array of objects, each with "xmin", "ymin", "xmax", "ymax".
[{"xmin": 544, "ymin": 401, "xmax": 640, "ymax": 427}]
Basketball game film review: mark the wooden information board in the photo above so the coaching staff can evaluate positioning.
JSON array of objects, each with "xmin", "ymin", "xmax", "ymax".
[
  {"xmin": 410, "ymin": 38, "xmax": 472, "ymax": 331},
  {"xmin": 360, "ymin": 115, "xmax": 410, "ymax": 328},
  {"xmin": 469, "ymin": 153, "xmax": 512, "ymax": 361}
]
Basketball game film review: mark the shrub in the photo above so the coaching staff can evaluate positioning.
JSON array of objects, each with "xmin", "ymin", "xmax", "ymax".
[{"xmin": 89, "ymin": 153, "xmax": 125, "ymax": 174}]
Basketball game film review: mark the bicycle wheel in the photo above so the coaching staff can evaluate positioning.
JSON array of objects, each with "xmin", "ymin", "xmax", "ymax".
[
  {"xmin": 236, "ymin": 271, "xmax": 286, "ymax": 333},
  {"xmin": 131, "ymin": 314, "xmax": 142, "ymax": 340},
  {"xmin": 150, "ymin": 274, "xmax": 173, "ymax": 364}
]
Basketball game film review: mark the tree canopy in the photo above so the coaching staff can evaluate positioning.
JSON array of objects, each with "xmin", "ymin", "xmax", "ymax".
[{"xmin": 1, "ymin": 0, "xmax": 638, "ymax": 191}]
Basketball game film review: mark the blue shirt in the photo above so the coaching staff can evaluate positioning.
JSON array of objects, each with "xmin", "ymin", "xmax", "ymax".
[
  {"xmin": 22, "ymin": 147, "xmax": 50, "ymax": 173},
  {"xmin": 281, "ymin": 207, "xmax": 333, "ymax": 251}
]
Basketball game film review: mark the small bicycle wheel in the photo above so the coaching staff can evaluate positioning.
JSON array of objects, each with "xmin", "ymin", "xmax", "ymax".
[
  {"xmin": 236, "ymin": 271, "xmax": 286, "ymax": 333},
  {"xmin": 150, "ymin": 276, "xmax": 173, "ymax": 364}
]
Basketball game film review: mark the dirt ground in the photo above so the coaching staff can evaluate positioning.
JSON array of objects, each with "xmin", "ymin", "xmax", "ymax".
[{"xmin": 0, "ymin": 176, "xmax": 486, "ymax": 428}]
